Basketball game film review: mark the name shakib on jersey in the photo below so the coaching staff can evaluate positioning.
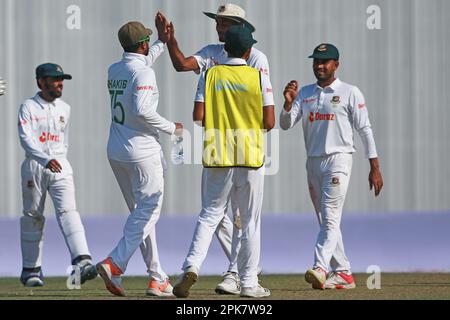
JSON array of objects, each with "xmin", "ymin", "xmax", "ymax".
[
  {"xmin": 309, "ymin": 111, "xmax": 335, "ymax": 122},
  {"xmin": 108, "ymin": 79, "xmax": 128, "ymax": 89}
]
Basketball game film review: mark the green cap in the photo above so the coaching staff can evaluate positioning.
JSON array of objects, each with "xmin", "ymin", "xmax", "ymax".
[
  {"xmin": 35, "ymin": 63, "xmax": 72, "ymax": 80},
  {"xmin": 224, "ymin": 25, "xmax": 257, "ymax": 55},
  {"xmin": 308, "ymin": 43, "xmax": 339, "ymax": 60},
  {"xmin": 118, "ymin": 21, "xmax": 153, "ymax": 48}
]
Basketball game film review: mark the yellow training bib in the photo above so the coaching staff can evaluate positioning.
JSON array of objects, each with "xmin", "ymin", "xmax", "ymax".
[{"xmin": 203, "ymin": 65, "xmax": 264, "ymax": 168}]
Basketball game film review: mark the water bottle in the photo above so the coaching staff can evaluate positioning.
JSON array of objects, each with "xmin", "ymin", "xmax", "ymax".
[{"xmin": 171, "ymin": 135, "xmax": 184, "ymax": 165}]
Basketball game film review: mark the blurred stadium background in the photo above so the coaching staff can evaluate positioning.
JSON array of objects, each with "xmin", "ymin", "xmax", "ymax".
[{"xmin": 0, "ymin": 0, "xmax": 449, "ymax": 277}]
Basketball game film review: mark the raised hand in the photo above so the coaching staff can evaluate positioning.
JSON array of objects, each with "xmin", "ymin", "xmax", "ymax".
[
  {"xmin": 283, "ymin": 80, "xmax": 298, "ymax": 104},
  {"xmin": 155, "ymin": 11, "xmax": 170, "ymax": 43}
]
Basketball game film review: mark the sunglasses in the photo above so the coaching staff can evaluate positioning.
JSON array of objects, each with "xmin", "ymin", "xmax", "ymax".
[{"xmin": 138, "ymin": 35, "xmax": 150, "ymax": 43}]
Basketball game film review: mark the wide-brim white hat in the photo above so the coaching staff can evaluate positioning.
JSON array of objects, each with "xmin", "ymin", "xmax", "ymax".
[{"xmin": 203, "ymin": 3, "xmax": 255, "ymax": 32}]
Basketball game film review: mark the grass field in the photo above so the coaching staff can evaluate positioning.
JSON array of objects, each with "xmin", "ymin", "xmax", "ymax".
[{"xmin": 0, "ymin": 273, "xmax": 449, "ymax": 300}]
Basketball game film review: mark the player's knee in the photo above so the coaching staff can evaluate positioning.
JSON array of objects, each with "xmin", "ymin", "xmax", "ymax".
[
  {"xmin": 22, "ymin": 210, "xmax": 44, "ymax": 220},
  {"xmin": 20, "ymin": 215, "xmax": 45, "ymax": 240}
]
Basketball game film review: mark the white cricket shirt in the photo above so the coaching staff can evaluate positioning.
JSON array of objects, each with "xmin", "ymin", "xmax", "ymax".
[
  {"xmin": 195, "ymin": 57, "xmax": 274, "ymax": 107},
  {"xmin": 18, "ymin": 93, "xmax": 71, "ymax": 167},
  {"xmin": 107, "ymin": 52, "xmax": 176, "ymax": 162},
  {"xmin": 280, "ymin": 78, "xmax": 378, "ymax": 158},
  {"xmin": 194, "ymin": 44, "xmax": 270, "ymax": 76}
]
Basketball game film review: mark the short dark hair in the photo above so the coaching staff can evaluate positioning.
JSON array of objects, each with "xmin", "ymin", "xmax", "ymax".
[
  {"xmin": 224, "ymin": 43, "xmax": 247, "ymax": 58},
  {"xmin": 123, "ymin": 43, "xmax": 141, "ymax": 53}
]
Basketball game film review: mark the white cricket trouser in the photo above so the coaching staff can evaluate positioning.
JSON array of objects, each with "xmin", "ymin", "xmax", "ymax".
[
  {"xmin": 108, "ymin": 153, "xmax": 166, "ymax": 279},
  {"xmin": 307, "ymin": 153, "xmax": 353, "ymax": 272},
  {"xmin": 215, "ymin": 197, "xmax": 241, "ymax": 274},
  {"xmin": 183, "ymin": 166, "xmax": 265, "ymax": 288},
  {"xmin": 20, "ymin": 158, "xmax": 91, "ymax": 268}
]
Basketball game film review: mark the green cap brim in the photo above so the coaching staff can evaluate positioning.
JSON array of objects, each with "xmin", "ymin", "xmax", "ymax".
[
  {"xmin": 40, "ymin": 72, "xmax": 72, "ymax": 80},
  {"xmin": 308, "ymin": 53, "xmax": 339, "ymax": 60}
]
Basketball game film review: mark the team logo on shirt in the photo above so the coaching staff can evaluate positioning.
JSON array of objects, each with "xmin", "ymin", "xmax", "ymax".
[
  {"xmin": 330, "ymin": 96, "xmax": 340, "ymax": 105},
  {"xmin": 59, "ymin": 116, "xmax": 65, "ymax": 125},
  {"xmin": 331, "ymin": 177, "xmax": 340, "ymax": 186},
  {"xmin": 27, "ymin": 180, "xmax": 34, "ymax": 188}
]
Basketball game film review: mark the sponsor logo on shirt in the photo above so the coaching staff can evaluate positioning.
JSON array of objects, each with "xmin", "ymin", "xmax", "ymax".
[
  {"xmin": 309, "ymin": 111, "xmax": 335, "ymax": 122},
  {"xmin": 137, "ymin": 85, "xmax": 154, "ymax": 91},
  {"xmin": 266, "ymin": 88, "xmax": 273, "ymax": 93},
  {"xmin": 302, "ymin": 98, "xmax": 317, "ymax": 104},
  {"xmin": 358, "ymin": 103, "xmax": 366, "ymax": 109},
  {"xmin": 32, "ymin": 116, "xmax": 46, "ymax": 122},
  {"xmin": 259, "ymin": 68, "xmax": 269, "ymax": 76},
  {"xmin": 215, "ymin": 79, "xmax": 247, "ymax": 92},
  {"xmin": 39, "ymin": 132, "xmax": 60, "ymax": 143},
  {"xmin": 18, "ymin": 116, "xmax": 46, "ymax": 126}
]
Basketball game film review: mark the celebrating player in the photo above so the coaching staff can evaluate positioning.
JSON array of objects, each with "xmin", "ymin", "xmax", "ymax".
[
  {"xmin": 173, "ymin": 25, "xmax": 275, "ymax": 298},
  {"xmin": 17, "ymin": 63, "xmax": 97, "ymax": 287},
  {"xmin": 155, "ymin": 3, "xmax": 270, "ymax": 295},
  {"xmin": 280, "ymin": 43, "xmax": 384, "ymax": 290},
  {"xmin": 95, "ymin": 21, "xmax": 183, "ymax": 297}
]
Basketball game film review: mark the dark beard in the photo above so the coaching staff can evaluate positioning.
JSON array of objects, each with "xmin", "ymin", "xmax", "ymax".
[{"xmin": 45, "ymin": 82, "xmax": 62, "ymax": 98}]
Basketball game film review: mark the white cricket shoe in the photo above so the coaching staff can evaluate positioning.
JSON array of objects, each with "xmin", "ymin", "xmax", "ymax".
[
  {"xmin": 96, "ymin": 257, "xmax": 125, "ymax": 296},
  {"xmin": 20, "ymin": 269, "xmax": 44, "ymax": 287},
  {"xmin": 215, "ymin": 271, "xmax": 240, "ymax": 295},
  {"xmin": 324, "ymin": 271, "xmax": 356, "ymax": 289},
  {"xmin": 172, "ymin": 265, "xmax": 199, "ymax": 298},
  {"xmin": 240, "ymin": 284, "xmax": 271, "ymax": 298},
  {"xmin": 305, "ymin": 266, "xmax": 327, "ymax": 290},
  {"xmin": 146, "ymin": 278, "xmax": 174, "ymax": 297}
]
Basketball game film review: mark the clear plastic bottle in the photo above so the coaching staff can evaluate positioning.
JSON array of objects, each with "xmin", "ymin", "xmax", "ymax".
[{"xmin": 171, "ymin": 135, "xmax": 184, "ymax": 165}]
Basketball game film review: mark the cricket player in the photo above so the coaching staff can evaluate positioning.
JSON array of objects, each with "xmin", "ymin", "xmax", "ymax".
[
  {"xmin": 155, "ymin": 3, "xmax": 269, "ymax": 295},
  {"xmin": 96, "ymin": 21, "xmax": 183, "ymax": 297},
  {"xmin": 0, "ymin": 77, "xmax": 6, "ymax": 95},
  {"xmin": 173, "ymin": 25, "xmax": 275, "ymax": 298},
  {"xmin": 280, "ymin": 43, "xmax": 384, "ymax": 289},
  {"xmin": 18, "ymin": 63, "xmax": 97, "ymax": 287}
]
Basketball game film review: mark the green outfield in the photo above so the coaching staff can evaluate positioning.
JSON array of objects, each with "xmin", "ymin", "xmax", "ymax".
[{"xmin": 0, "ymin": 273, "xmax": 449, "ymax": 300}]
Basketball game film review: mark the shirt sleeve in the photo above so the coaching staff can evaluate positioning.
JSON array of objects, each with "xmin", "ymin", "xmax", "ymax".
[
  {"xmin": 252, "ymin": 51, "xmax": 270, "ymax": 77},
  {"xmin": 194, "ymin": 71, "xmax": 206, "ymax": 103},
  {"xmin": 260, "ymin": 72, "xmax": 274, "ymax": 107},
  {"xmin": 192, "ymin": 45, "xmax": 209, "ymax": 74},
  {"xmin": 279, "ymin": 91, "xmax": 303, "ymax": 130},
  {"xmin": 18, "ymin": 103, "xmax": 51, "ymax": 167},
  {"xmin": 63, "ymin": 106, "xmax": 70, "ymax": 150},
  {"xmin": 350, "ymin": 86, "xmax": 378, "ymax": 158},
  {"xmin": 144, "ymin": 40, "xmax": 165, "ymax": 67},
  {"xmin": 132, "ymin": 70, "xmax": 176, "ymax": 135}
]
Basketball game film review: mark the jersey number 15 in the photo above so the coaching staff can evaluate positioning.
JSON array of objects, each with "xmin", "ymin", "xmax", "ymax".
[{"xmin": 109, "ymin": 90, "xmax": 125, "ymax": 125}]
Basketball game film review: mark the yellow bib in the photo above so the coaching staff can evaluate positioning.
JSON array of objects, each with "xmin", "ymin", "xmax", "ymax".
[{"xmin": 203, "ymin": 65, "xmax": 264, "ymax": 168}]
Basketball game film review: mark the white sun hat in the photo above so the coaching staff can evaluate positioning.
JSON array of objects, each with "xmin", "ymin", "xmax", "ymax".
[{"xmin": 203, "ymin": 3, "xmax": 255, "ymax": 32}]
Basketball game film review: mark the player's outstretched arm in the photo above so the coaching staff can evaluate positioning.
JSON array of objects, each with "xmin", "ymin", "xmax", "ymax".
[
  {"xmin": 158, "ymin": 13, "xmax": 199, "ymax": 72},
  {"xmin": 368, "ymin": 158, "xmax": 383, "ymax": 196}
]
